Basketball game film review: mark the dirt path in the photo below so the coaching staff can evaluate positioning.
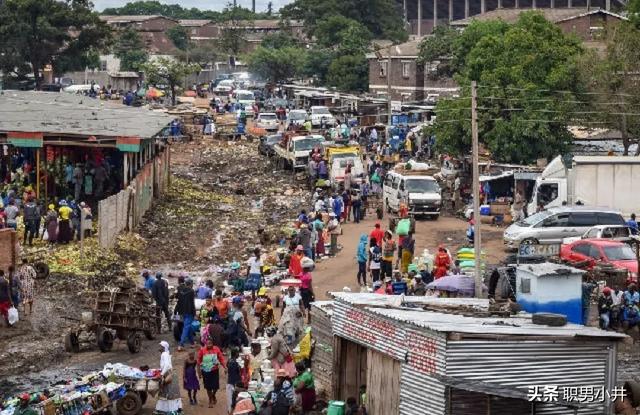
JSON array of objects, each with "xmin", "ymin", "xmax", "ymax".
[{"xmin": 312, "ymin": 214, "xmax": 507, "ymax": 300}]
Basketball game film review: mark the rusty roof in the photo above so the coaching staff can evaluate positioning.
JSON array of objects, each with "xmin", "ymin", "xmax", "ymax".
[
  {"xmin": 100, "ymin": 15, "xmax": 177, "ymax": 24},
  {"xmin": 450, "ymin": 7, "xmax": 626, "ymax": 26}
]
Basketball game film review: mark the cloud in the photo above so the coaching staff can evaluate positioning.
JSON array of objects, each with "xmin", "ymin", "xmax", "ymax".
[{"xmin": 93, "ymin": 0, "xmax": 292, "ymax": 12}]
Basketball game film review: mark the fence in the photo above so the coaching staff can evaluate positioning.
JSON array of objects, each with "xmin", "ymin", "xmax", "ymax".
[{"xmin": 98, "ymin": 149, "xmax": 170, "ymax": 249}]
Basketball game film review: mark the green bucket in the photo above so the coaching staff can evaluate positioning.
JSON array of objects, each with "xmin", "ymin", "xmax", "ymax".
[{"xmin": 327, "ymin": 400, "xmax": 346, "ymax": 415}]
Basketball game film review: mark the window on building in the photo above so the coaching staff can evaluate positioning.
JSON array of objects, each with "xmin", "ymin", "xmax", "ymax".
[
  {"xmin": 402, "ymin": 62, "xmax": 410, "ymax": 78},
  {"xmin": 379, "ymin": 61, "xmax": 387, "ymax": 77},
  {"xmin": 100, "ymin": 60, "xmax": 108, "ymax": 71}
]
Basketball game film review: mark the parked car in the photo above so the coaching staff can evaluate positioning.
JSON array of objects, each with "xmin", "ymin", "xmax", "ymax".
[
  {"xmin": 560, "ymin": 239, "xmax": 637, "ymax": 281},
  {"xmin": 258, "ymin": 134, "xmax": 282, "ymax": 156},
  {"xmin": 562, "ymin": 225, "xmax": 634, "ymax": 245},
  {"xmin": 503, "ymin": 206, "xmax": 625, "ymax": 249},
  {"xmin": 256, "ymin": 112, "xmax": 279, "ymax": 131}
]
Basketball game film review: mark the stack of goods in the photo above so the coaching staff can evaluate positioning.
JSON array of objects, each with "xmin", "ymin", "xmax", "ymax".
[{"xmin": 456, "ymin": 248, "xmax": 486, "ymax": 275}]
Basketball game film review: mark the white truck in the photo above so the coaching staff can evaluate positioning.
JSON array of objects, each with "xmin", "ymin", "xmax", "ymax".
[
  {"xmin": 330, "ymin": 156, "xmax": 365, "ymax": 189},
  {"xmin": 383, "ymin": 170, "xmax": 442, "ymax": 218},
  {"xmin": 273, "ymin": 134, "xmax": 325, "ymax": 170},
  {"xmin": 310, "ymin": 106, "xmax": 337, "ymax": 127},
  {"xmin": 528, "ymin": 155, "xmax": 640, "ymax": 217}
]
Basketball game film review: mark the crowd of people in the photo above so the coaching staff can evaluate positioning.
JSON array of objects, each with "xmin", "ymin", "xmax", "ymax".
[
  {"xmin": 598, "ymin": 283, "xmax": 640, "ymax": 331},
  {"xmin": 0, "ymin": 191, "xmax": 93, "ymax": 245}
]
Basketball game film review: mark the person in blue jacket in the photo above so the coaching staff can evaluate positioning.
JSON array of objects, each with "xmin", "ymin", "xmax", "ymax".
[{"xmin": 356, "ymin": 234, "xmax": 368, "ymax": 286}]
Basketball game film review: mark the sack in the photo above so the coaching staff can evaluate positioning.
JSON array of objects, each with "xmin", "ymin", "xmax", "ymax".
[
  {"xmin": 8, "ymin": 306, "xmax": 18, "ymax": 325},
  {"xmin": 43, "ymin": 230, "xmax": 49, "ymax": 241},
  {"xmin": 396, "ymin": 218, "xmax": 411, "ymax": 236},
  {"xmin": 163, "ymin": 370, "xmax": 173, "ymax": 385}
]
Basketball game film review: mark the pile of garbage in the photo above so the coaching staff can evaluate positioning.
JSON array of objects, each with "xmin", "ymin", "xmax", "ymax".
[{"xmin": 138, "ymin": 140, "xmax": 311, "ymax": 267}]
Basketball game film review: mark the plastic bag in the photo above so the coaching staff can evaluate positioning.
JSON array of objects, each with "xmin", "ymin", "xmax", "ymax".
[
  {"xmin": 396, "ymin": 218, "xmax": 411, "ymax": 236},
  {"xmin": 294, "ymin": 331, "xmax": 312, "ymax": 363},
  {"xmin": 43, "ymin": 230, "xmax": 49, "ymax": 241},
  {"xmin": 8, "ymin": 306, "xmax": 18, "ymax": 325}
]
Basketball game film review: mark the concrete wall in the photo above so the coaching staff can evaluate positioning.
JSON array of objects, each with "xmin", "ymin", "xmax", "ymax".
[{"xmin": 98, "ymin": 149, "xmax": 170, "ymax": 249}]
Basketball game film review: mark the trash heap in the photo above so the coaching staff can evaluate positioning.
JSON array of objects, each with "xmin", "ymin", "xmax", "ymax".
[
  {"xmin": 138, "ymin": 140, "xmax": 311, "ymax": 267},
  {"xmin": 0, "ymin": 364, "xmax": 160, "ymax": 415}
]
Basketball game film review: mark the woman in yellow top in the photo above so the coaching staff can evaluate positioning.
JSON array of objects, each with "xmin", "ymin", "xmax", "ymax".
[{"xmin": 57, "ymin": 201, "xmax": 73, "ymax": 244}]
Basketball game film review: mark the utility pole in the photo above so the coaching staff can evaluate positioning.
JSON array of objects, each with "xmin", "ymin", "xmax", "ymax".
[
  {"xmin": 471, "ymin": 81, "xmax": 482, "ymax": 298},
  {"xmin": 387, "ymin": 58, "xmax": 392, "ymax": 127}
]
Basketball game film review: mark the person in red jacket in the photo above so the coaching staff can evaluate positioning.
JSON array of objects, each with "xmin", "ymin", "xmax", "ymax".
[
  {"xmin": 288, "ymin": 245, "xmax": 304, "ymax": 277},
  {"xmin": 433, "ymin": 245, "xmax": 451, "ymax": 279}
]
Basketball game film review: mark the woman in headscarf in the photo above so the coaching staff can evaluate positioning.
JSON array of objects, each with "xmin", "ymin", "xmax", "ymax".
[
  {"xmin": 156, "ymin": 341, "xmax": 183, "ymax": 414},
  {"xmin": 44, "ymin": 204, "xmax": 58, "ymax": 243}
]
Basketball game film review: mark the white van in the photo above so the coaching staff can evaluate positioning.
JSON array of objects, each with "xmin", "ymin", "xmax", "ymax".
[
  {"xmin": 383, "ymin": 171, "xmax": 441, "ymax": 218},
  {"xmin": 310, "ymin": 106, "xmax": 336, "ymax": 127}
]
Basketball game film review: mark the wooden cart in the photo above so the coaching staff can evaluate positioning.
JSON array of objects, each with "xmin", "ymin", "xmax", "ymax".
[{"xmin": 64, "ymin": 288, "xmax": 160, "ymax": 354}]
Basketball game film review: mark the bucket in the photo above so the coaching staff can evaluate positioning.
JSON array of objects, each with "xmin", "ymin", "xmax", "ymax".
[{"xmin": 327, "ymin": 401, "xmax": 346, "ymax": 415}]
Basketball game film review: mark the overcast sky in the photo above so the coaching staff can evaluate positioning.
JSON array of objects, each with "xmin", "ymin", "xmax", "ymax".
[{"xmin": 93, "ymin": 0, "xmax": 292, "ymax": 13}]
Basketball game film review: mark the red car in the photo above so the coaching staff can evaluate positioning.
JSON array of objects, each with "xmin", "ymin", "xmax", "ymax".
[{"xmin": 560, "ymin": 239, "xmax": 638, "ymax": 281}]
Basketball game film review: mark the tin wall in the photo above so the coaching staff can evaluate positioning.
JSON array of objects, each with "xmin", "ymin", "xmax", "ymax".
[{"xmin": 446, "ymin": 339, "xmax": 615, "ymax": 414}]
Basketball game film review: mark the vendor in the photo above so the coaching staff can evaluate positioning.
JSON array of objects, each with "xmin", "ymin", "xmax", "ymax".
[
  {"xmin": 156, "ymin": 341, "xmax": 182, "ymax": 414},
  {"xmin": 293, "ymin": 362, "xmax": 316, "ymax": 413}
]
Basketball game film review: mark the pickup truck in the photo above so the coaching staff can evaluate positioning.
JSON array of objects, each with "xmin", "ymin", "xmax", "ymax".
[{"xmin": 273, "ymin": 134, "xmax": 325, "ymax": 170}]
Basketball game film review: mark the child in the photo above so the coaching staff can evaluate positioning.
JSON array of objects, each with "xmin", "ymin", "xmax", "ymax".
[
  {"xmin": 226, "ymin": 348, "xmax": 243, "ymax": 414},
  {"xmin": 183, "ymin": 351, "xmax": 200, "ymax": 405}
]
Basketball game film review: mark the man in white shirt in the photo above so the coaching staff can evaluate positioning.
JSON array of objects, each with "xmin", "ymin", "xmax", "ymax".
[{"xmin": 246, "ymin": 247, "xmax": 263, "ymax": 292}]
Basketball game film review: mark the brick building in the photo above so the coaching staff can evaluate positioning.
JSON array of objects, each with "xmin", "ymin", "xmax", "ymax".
[
  {"xmin": 100, "ymin": 15, "xmax": 179, "ymax": 54},
  {"xmin": 367, "ymin": 38, "xmax": 458, "ymax": 102},
  {"xmin": 450, "ymin": 7, "xmax": 627, "ymax": 41},
  {"xmin": 178, "ymin": 19, "xmax": 221, "ymax": 43},
  {"xmin": 395, "ymin": 0, "xmax": 628, "ymax": 36}
]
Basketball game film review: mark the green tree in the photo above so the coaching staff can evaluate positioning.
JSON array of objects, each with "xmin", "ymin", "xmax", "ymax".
[
  {"xmin": 280, "ymin": 0, "xmax": 407, "ymax": 42},
  {"xmin": 431, "ymin": 12, "xmax": 584, "ymax": 163},
  {"xmin": 326, "ymin": 54, "xmax": 368, "ymax": 92},
  {"xmin": 246, "ymin": 46, "xmax": 306, "ymax": 83},
  {"xmin": 314, "ymin": 15, "xmax": 372, "ymax": 54},
  {"xmin": 167, "ymin": 25, "xmax": 189, "ymax": 51},
  {"xmin": 114, "ymin": 27, "xmax": 148, "ymax": 72},
  {"xmin": 102, "ymin": 1, "xmax": 273, "ymax": 21},
  {"xmin": 628, "ymin": 0, "xmax": 640, "ymax": 28},
  {"xmin": 579, "ymin": 22, "xmax": 640, "ymax": 155},
  {"xmin": 261, "ymin": 31, "xmax": 300, "ymax": 49},
  {"xmin": 0, "ymin": 0, "xmax": 111, "ymax": 87},
  {"xmin": 181, "ymin": 41, "xmax": 219, "ymax": 67},
  {"xmin": 141, "ymin": 57, "xmax": 201, "ymax": 105},
  {"xmin": 303, "ymin": 47, "xmax": 334, "ymax": 83}
]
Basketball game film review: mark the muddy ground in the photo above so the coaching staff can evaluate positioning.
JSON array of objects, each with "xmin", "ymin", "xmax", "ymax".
[{"xmin": 1, "ymin": 136, "xmax": 638, "ymax": 407}]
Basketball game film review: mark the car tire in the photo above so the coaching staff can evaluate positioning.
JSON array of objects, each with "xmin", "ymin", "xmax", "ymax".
[
  {"xmin": 532, "ymin": 312, "xmax": 567, "ymax": 327},
  {"xmin": 127, "ymin": 333, "xmax": 142, "ymax": 354}
]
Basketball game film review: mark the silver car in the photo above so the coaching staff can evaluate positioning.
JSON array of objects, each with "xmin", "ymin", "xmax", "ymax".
[{"xmin": 503, "ymin": 206, "xmax": 625, "ymax": 248}]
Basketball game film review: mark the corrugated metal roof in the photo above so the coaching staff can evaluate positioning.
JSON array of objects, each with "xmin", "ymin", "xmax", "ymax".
[
  {"xmin": 450, "ymin": 7, "xmax": 626, "ymax": 26},
  {"xmin": 100, "ymin": 15, "xmax": 169, "ymax": 23},
  {"xmin": 178, "ymin": 19, "xmax": 212, "ymax": 27},
  {"xmin": 310, "ymin": 300, "xmax": 334, "ymax": 316},
  {"xmin": 364, "ymin": 306, "xmax": 627, "ymax": 339},
  {"xmin": 0, "ymin": 91, "xmax": 174, "ymax": 139},
  {"xmin": 516, "ymin": 262, "xmax": 585, "ymax": 277},
  {"xmin": 331, "ymin": 292, "xmax": 490, "ymax": 309}
]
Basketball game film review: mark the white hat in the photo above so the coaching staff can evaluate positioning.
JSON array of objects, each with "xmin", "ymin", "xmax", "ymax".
[{"xmin": 159, "ymin": 341, "xmax": 170, "ymax": 351}]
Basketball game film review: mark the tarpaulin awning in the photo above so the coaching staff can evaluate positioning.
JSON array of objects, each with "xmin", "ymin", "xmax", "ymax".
[{"xmin": 479, "ymin": 170, "xmax": 514, "ymax": 182}]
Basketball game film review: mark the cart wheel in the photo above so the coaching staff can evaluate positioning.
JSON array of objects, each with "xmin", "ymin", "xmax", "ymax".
[
  {"xmin": 144, "ymin": 320, "xmax": 158, "ymax": 340},
  {"xmin": 64, "ymin": 332, "xmax": 80, "ymax": 353},
  {"xmin": 116, "ymin": 391, "xmax": 142, "ymax": 415},
  {"xmin": 138, "ymin": 391, "xmax": 148, "ymax": 405},
  {"xmin": 96, "ymin": 328, "xmax": 114, "ymax": 352},
  {"xmin": 127, "ymin": 333, "xmax": 142, "ymax": 354}
]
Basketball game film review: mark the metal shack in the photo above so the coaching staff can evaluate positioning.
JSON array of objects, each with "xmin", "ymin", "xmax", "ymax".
[
  {"xmin": 330, "ymin": 293, "xmax": 626, "ymax": 415},
  {"xmin": 516, "ymin": 262, "xmax": 584, "ymax": 324}
]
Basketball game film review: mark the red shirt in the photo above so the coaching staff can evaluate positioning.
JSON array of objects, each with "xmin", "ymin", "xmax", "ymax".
[
  {"xmin": 370, "ymin": 228, "xmax": 384, "ymax": 246},
  {"xmin": 213, "ymin": 298, "xmax": 230, "ymax": 319},
  {"xmin": 289, "ymin": 253, "xmax": 303, "ymax": 277},
  {"xmin": 197, "ymin": 345, "xmax": 226, "ymax": 372}
]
